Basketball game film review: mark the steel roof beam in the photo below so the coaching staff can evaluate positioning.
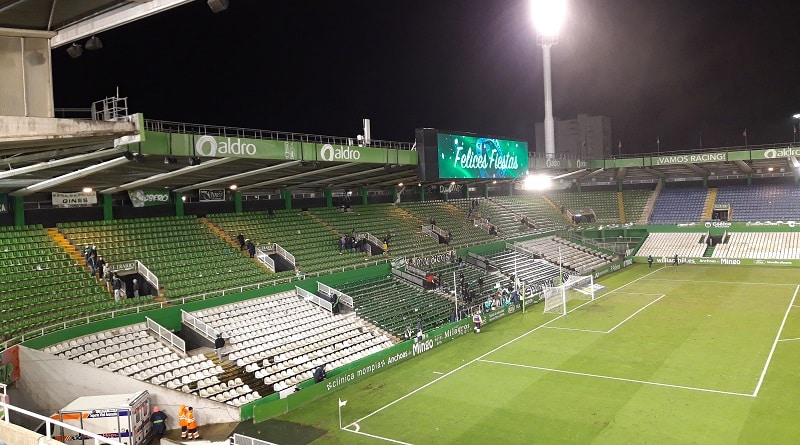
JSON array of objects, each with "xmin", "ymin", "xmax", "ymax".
[
  {"xmin": 238, "ymin": 163, "xmax": 355, "ymax": 191},
  {"xmin": 0, "ymin": 146, "xmax": 116, "ymax": 179},
  {"xmin": 10, "ymin": 155, "xmax": 130, "ymax": 195},
  {"xmin": 101, "ymin": 157, "xmax": 238, "ymax": 193},
  {"xmin": 172, "ymin": 160, "xmax": 303, "ymax": 193}
]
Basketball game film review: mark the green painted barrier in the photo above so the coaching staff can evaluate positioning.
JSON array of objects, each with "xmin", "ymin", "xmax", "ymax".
[{"xmin": 633, "ymin": 256, "xmax": 800, "ymax": 267}]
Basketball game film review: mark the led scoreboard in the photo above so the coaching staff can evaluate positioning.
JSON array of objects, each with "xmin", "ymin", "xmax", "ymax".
[{"xmin": 416, "ymin": 128, "xmax": 529, "ymax": 181}]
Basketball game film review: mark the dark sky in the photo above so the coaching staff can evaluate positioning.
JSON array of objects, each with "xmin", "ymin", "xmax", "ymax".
[{"xmin": 52, "ymin": 0, "xmax": 800, "ymax": 155}]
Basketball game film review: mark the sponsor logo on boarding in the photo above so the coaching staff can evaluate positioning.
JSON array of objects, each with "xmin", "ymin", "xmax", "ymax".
[
  {"xmin": 763, "ymin": 147, "xmax": 800, "ymax": 159},
  {"xmin": 195, "ymin": 135, "xmax": 257, "ymax": 157},
  {"xmin": 699, "ymin": 258, "xmax": 719, "ymax": 264},
  {"xmin": 704, "ymin": 221, "xmax": 732, "ymax": 228},
  {"xmin": 545, "ymin": 158, "xmax": 562, "ymax": 168},
  {"xmin": 320, "ymin": 144, "xmax": 361, "ymax": 162},
  {"xmin": 412, "ymin": 338, "xmax": 434, "ymax": 356},
  {"xmin": 720, "ymin": 258, "xmax": 741, "ymax": 265}
]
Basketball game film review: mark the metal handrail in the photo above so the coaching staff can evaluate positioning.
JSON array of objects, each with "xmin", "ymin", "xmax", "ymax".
[
  {"xmin": 146, "ymin": 317, "xmax": 186, "ymax": 353},
  {"xmin": 143, "ymin": 119, "xmax": 415, "ymax": 150},
  {"xmin": 180, "ymin": 310, "xmax": 219, "ymax": 340}
]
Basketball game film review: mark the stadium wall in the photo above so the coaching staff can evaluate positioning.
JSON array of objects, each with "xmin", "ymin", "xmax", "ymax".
[
  {"xmin": 0, "ymin": 420, "xmax": 64, "ymax": 445},
  {"xmin": 16, "ymin": 347, "xmax": 240, "ymax": 430}
]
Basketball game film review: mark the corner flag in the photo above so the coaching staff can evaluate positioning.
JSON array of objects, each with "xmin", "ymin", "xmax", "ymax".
[{"xmin": 339, "ymin": 399, "xmax": 347, "ymax": 407}]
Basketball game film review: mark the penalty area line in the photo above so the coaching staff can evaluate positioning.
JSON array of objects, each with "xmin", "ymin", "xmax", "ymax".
[
  {"xmin": 344, "ymin": 267, "xmax": 666, "ymax": 431},
  {"xmin": 478, "ymin": 359, "xmax": 754, "ymax": 398},
  {"xmin": 605, "ymin": 294, "xmax": 666, "ymax": 333},
  {"xmin": 777, "ymin": 337, "xmax": 800, "ymax": 342}
]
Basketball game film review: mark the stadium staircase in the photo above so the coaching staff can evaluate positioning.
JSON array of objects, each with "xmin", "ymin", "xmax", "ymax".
[
  {"xmin": 617, "ymin": 192, "xmax": 626, "ymax": 223},
  {"xmin": 305, "ymin": 211, "xmax": 344, "ymax": 236},
  {"xmin": 637, "ymin": 181, "xmax": 661, "ymax": 224},
  {"xmin": 204, "ymin": 351, "xmax": 272, "ymax": 397},
  {"xmin": 48, "ymin": 228, "xmax": 90, "ymax": 272},
  {"xmin": 703, "ymin": 244, "xmax": 715, "ymax": 257},
  {"xmin": 540, "ymin": 196, "xmax": 573, "ymax": 225},
  {"xmin": 200, "ymin": 217, "xmax": 272, "ymax": 272},
  {"xmin": 702, "ymin": 188, "xmax": 718, "ymax": 220}
]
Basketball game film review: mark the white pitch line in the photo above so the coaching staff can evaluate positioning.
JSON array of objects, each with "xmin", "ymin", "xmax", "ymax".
[
  {"xmin": 752, "ymin": 284, "xmax": 799, "ymax": 397},
  {"xmin": 432, "ymin": 371, "xmax": 444, "ymax": 375},
  {"xmin": 643, "ymin": 278, "xmax": 796, "ymax": 286},
  {"xmin": 777, "ymin": 337, "xmax": 800, "ymax": 342},
  {"xmin": 344, "ymin": 266, "xmax": 666, "ymax": 430},
  {"xmin": 544, "ymin": 326, "xmax": 607, "ymax": 334},
  {"xmin": 342, "ymin": 425, "xmax": 414, "ymax": 445},
  {"xmin": 606, "ymin": 294, "xmax": 666, "ymax": 333},
  {"xmin": 478, "ymin": 359, "xmax": 754, "ymax": 398}
]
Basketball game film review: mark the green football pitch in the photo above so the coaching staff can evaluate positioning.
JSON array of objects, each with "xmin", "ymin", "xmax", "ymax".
[{"xmin": 268, "ymin": 264, "xmax": 800, "ymax": 444}]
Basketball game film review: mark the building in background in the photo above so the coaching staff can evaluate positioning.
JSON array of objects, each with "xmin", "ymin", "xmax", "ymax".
[{"xmin": 535, "ymin": 114, "xmax": 611, "ymax": 159}]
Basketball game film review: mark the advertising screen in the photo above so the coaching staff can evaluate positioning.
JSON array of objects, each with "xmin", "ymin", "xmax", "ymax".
[{"xmin": 437, "ymin": 133, "xmax": 529, "ymax": 179}]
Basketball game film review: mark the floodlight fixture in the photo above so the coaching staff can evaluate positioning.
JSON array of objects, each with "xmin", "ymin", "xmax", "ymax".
[
  {"xmin": 229, "ymin": 184, "xmax": 238, "ymax": 190},
  {"xmin": 85, "ymin": 36, "xmax": 103, "ymax": 51},
  {"xmin": 134, "ymin": 153, "xmax": 145, "ymax": 163},
  {"xmin": 66, "ymin": 43, "xmax": 83, "ymax": 58},
  {"xmin": 124, "ymin": 151, "xmax": 135, "ymax": 161},
  {"xmin": 207, "ymin": 0, "xmax": 229, "ymax": 13},
  {"xmin": 398, "ymin": 182, "xmax": 404, "ymax": 187},
  {"xmin": 188, "ymin": 157, "xmax": 202, "ymax": 166},
  {"xmin": 82, "ymin": 187, "xmax": 93, "ymax": 193},
  {"xmin": 524, "ymin": 174, "xmax": 552, "ymax": 191},
  {"xmin": 164, "ymin": 156, "xmax": 177, "ymax": 164},
  {"xmin": 530, "ymin": 0, "xmax": 567, "ymax": 41},
  {"xmin": 793, "ymin": 114, "xmax": 800, "ymax": 119}
]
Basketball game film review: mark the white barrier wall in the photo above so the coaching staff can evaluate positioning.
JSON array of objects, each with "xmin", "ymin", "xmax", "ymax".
[{"xmin": 16, "ymin": 347, "xmax": 240, "ymax": 430}]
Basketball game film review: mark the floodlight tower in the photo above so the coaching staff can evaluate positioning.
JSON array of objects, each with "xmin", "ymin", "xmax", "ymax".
[{"xmin": 531, "ymin": 0, "xmax": 566, "ymax": 158}]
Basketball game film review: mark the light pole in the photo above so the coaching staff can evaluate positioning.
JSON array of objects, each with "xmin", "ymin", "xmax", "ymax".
[{"xmin": 531, "ymin": 0, "xmax": 567, "ymax": 158}]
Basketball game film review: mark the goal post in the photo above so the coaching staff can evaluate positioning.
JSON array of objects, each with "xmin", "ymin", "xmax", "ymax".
[{"xmin": 543, "ymin": 274, "xmax": 595, "ymax": 315}]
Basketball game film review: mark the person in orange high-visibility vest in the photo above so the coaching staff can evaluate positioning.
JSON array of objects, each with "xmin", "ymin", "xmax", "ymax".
[
  {"xmin": 178, "ymin": 404, "xmax": 189, "ymax": 439},
  {"xmin": 186, "ymin": 406, "xmax": 201, "ymax": 440}
]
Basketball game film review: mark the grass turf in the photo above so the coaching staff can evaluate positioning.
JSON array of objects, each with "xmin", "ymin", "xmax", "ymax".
[{"xmin": 264, "ymin": 264, "xmax": 800, "ymax": 444}]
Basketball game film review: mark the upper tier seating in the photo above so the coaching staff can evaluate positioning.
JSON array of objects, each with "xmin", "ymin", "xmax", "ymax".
[
  {"xmin": 712, "ymin": 232, "xmax": 800, "ymax": 259},
  {"xmin": 399, "ymin": 201, "xmax": 495, "ymax": 246},
  {"xmin": 649, "ymin": 187, "xmax": 708, "ymax": 224},
  {"xmin": 488, "ymin": 196, "xmax": 568, "ymax": 233},
  {"xmin": 546, "ymin": 190, "xmax": 621, "ymax": 222},
  {"xmin": 58, "ymin": 216, "xmax": 268, "ymax": 299},
  {"xmin": 448, "ymin": 198, "xmax": 534, "ymax": 239},
  {"xmin": 636, "ymin": 232, "xmax": 706, "ymax": 258},
  {"xmin": 207, "ymin": 210, "xmax": 358, "ymax": 273},
  {"xmin": 311, "ymin": 204, "xmax": 442, "ymax": 258},
  {"xmin": 714, "ymin": 184, "xmax": 800, "ymax": 221},
  {"xmin": 191, "ymin": 291, "xmax": 393, "ymax": 394},
  {"xmin": 622, "ymin": 189, "xmax": 653, "ymax": 223},
  {"xmin": 0, "ymin": 225, "xmax": 119, "ymax": 341},
  {"xmin": 337, "ymin": 276, "xmax": 455, "ymax": 336}
]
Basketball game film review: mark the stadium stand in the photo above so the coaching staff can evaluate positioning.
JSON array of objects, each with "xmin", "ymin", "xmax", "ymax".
[
  {"xmin": 448, "ymin": 198, "xmax": 529, "ymax": 238},
  {"xmin": 310, "ymin": 204, "xmax": 441, "ymax": 258},
  {"xmin": 714, "ymin": 183, "xmax": 800, "ymax": 221},
  {"xmin": 546, "ymin": 190, "xmax": 622, "ymax": 222},
  {"xmin": 484, "ymin": 248, "xmax": 563, "ymax": 294},
  {"xmin": 336, "ymin": 276, "xmax": 455, "ymax": 337},
  {"xmin": 516, "ymin": 236, "xmax": 614, "ymax": 274},
  {"xmin": 399, "ymin": 201, "xmax": 495, "ymax": 246},
  {"xmin": 648, "ymin": 187, "xmax": 709, "ymax": 224},
  {"xmin": 712, "ymin": 232, "xmax": 800, "ymax": 259},
  {"xmin": 191, "ymin": 290, "xmax": 394, "ymax": 393},
  {"xmin": 58, "ymin": 216, "xmax": 269, "ymax": 299},
  {"xmin": 621, "ymin": 189, "xmax": 653, "ymax": 224},
  {"xmin": 489, "ymin": 195, "xmax": 569, "ymax": 232},
  {"xmin": 207, "ymin": 209, "xmax": 369, "ymax": 274},
  {"xmin": 0, "ymin": 224, "xmax": 119, "ymax": 341},
  {"xmin": 636, "ymin": 232, "xmax": 707, "ymax": 258}
]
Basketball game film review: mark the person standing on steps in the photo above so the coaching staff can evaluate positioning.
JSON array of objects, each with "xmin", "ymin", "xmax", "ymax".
[
  {"xmin": 648, "ymin": 255, "xmax": 653, "ymax": 268},
  {"xmin": 214, "ymin": 333, "xmax": 225, "ymax": 362}
]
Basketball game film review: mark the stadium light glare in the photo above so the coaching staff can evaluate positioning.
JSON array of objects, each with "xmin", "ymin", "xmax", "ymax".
[
  {"xmin": 524, "ymin": 174, "xmax": 552, "ymax": 191},
  {"xmin": 530, "ymin": 0, "xmax": 566, "ymax": 38},
  {"xmin": 229, "ymin": 184, "xmax": 238, "ymax": 190},
  {"xmin": 793, "ymin": 113, "xmax": 800, "ymax": 119},
  {"xmin": 82, "ymin": 187, "xmax": 93, "ymax": 193}
]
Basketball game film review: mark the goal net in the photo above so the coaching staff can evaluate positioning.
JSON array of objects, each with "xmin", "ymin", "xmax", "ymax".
[{"xmin": 543, "ymin": 274, "xmax": 595, "ymax": 315}]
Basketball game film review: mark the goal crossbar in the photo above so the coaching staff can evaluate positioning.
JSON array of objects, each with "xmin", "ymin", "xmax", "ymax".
[{"xmin": 543, "ymin": 274, "xmax": 595, "ymax": 315}]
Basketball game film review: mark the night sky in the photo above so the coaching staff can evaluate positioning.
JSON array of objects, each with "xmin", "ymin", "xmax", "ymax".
[{"xmin": 52, "ymin": 0, "xmax": 800, "ymax": 155}]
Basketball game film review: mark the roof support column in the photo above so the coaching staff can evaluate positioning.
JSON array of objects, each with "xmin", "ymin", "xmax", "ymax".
[
  {"xmin": 358, "ymin": 188, "xmax": 368, "ymax": 206},
  {"xmin": 419, "ymin": 185, "xmax": 425, "ymax": 202},
  {"xmin": 233, "ymin": 191, "xmax": 242, "ymax": 213},
  {"xmin": 13, "ymin": 196, "xmax": 24, "ymax": 226},
  {"xmin": 174, "ymin": 192, "xmax": 184, "ymax": 217},
  {"xmin": 324, "ymin": 188, "xmax": 332, "ymax": 208},
  {"xmin": 391, "ymin": 187, "xmax": 398, "ymax": 204},
  {"xmin": 103, "ymin": 194, "xmax": 113, "ymax": 221},
  {"xmin": 281, "ymin": 189, "xmax": 292, "ymax": 210}
]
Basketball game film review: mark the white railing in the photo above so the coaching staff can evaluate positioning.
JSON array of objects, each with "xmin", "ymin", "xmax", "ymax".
[
  {"xmin": 254, "ymin": 246, "xmax": 275, "ymax": 271},
  {"xmin": 145, "ymin": 317, "xmax": 186, "ymax": 354},
  {"xmin": 180, "ymin": 310, "xmax": 219, "ymax": 340},
  {"xmin": 421, "ymin": 224, "xmax": 439, "ymax": 241},
  {"xmin": 233, "ymin": 433, "xmax": 280, "ymax": 445},
  {"xmin": 1, "ymin": 399, "xmax": 125, "ymax": 445},
  {"xmin": 274, "ymin": 243, "xmax": 295, "ymax": 266},
  {"xmin": 296, "ymin": 286, "xmax": 332, "ymax": 312},
  {"xmin": 317, "ymin": 283, "xmax": 354, "ymax": 308},
  {"xmin": 136, "ymin": 261, "xmax": 159, "ymax": 290}
]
